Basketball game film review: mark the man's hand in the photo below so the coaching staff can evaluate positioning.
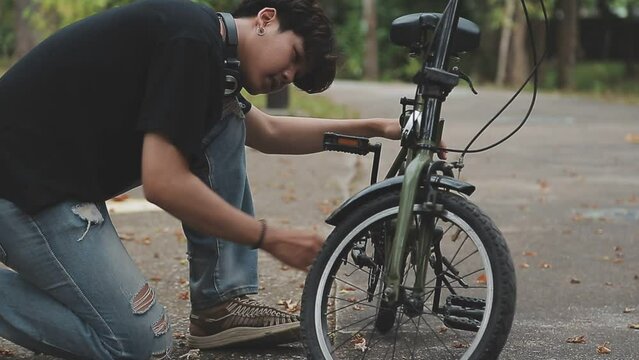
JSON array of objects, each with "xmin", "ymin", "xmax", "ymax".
[{"xmin": 261, "ymin": 227, "xmax": 324, "ymax": 271}]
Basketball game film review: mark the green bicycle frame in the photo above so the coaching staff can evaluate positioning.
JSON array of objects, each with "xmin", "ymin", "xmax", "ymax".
[{"xmin": 383, "ymin": 0, "xmax": 461, "ymax": 304}]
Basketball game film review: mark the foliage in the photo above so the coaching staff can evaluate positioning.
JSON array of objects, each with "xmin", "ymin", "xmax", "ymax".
[{"xmin": 242, "ymin": 88, "xmax": 359, "ymax": 119}]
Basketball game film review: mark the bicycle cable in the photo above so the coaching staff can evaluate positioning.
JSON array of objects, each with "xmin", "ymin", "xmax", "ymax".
[{"xmin": 421, "ymin": 0, "xmax": 549, "ymax": 158}]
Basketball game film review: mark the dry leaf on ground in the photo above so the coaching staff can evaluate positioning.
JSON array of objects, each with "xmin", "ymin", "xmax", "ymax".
[
  {"xmin": 623, "ymin": 307, "xmax": 635, "ymax": 314},
  {"xmin": 596, "ymin": 342, "xmax": 611, "ymax": 354},
  {"xmin": 629, "ymin": 323, "xmax": 639, "ymax": 330},
  {"xmin": 522, "ymin": 251, "xmax": 538, "ymax": 257},
  {"xmin": 112, "ymin": 194, "xmax": 129, "ymax": 202},
  {"xmin": 352, "ymin": 334, "xmax": 367, "ymax": 352},
  {"xmin": 519, "ymin": 263, "xmax": 530, "ymax": 269},
  {"xmin": 624, "ymin": 133, "xmax": 639, "ymax": 144},
  {"xmin": 570, "ymin": 278, "xmax": 581, "ymax": 284},
  {"xmin": 566, "ymin": 335, "xmax": 587, "ymax": 344},
  {"xmin": 476, "ymin": 274, "xmax": 487, "ymax": 285}
]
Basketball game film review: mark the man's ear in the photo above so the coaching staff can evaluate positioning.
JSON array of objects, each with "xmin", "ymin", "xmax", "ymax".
[{"xmin": 256, "ymin": 7, "xmax": 277, "ymax": 28}]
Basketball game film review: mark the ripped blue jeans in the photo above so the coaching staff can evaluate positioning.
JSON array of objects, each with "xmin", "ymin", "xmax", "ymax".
[{"xmin": 0, "ymin": 200, "xmax": 172, "ymax": 359}]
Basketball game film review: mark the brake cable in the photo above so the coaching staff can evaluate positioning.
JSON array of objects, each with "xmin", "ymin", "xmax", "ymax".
[{"xmin": 423, "ymin": 0, "xmax": 549, "ymax": 161}]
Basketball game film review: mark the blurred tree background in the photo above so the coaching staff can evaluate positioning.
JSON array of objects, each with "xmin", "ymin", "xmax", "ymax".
[{"xmin": 0, "ymin": 0, "xmax": 638, "ymax": 97}]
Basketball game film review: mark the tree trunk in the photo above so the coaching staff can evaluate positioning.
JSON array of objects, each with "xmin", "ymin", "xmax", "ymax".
[
  {"xmin": 14, "ymin": 0, "xmax": 37, "ymax": 59},
  {"xmin": 496, "ymin": 0, "xmax": 516, "ymax": 85},
  {"xmin": 505, "ymin": 4, "xmax": 530, "ymax": 86},
  {"xmin": 362, "ymin": 0, "xmax": 378, "ymax": 80},
  {"xmin": 557, "ymin": 0, "xmax": 578, "ymax": 89},
  {"xmin": 625, "ymin": 4, "xmax": 637, "ymax": 78}
]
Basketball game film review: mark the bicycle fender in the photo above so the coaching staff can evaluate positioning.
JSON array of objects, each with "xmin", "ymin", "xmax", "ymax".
[{"xmin": 326, "ymin": 175, "xmax": 475, "ymax": 226}]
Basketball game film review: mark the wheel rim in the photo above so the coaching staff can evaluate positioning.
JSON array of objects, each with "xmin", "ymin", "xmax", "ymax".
[{"xmin": 313, "ymin": 204, "xmax": 494, "ymax": 360}]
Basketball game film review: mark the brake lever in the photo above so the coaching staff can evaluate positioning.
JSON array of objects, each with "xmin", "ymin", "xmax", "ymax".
[{"xmin": 452, "ymin": 67, "xmax": 478, "ymax": 95}]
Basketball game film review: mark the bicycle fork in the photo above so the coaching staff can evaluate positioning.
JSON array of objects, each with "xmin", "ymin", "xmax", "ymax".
[{"xmin": 383, "ymin": 150, "xmax": 435, "ymax": 305}]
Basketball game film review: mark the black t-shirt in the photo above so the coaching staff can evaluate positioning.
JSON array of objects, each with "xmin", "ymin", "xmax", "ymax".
[{"xmin": 0, "ymin": 0, "xmax": 232, "ymax": 214}]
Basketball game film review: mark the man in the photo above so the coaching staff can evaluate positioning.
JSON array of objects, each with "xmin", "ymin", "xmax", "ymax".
[{"xmin": 0, "ymin": 0, "xmax": 400, "ymax": 358}]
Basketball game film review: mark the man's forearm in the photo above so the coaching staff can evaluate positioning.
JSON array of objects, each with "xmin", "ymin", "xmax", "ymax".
[{"xmin": 255, "ymin": 115, "xmax": 389, "ymax": 154}]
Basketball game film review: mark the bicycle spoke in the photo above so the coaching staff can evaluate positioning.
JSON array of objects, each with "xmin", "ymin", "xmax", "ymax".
[
  {"xmin": 326, "ymin": 295, "xmax": 379, "ymax": 316},
  {"xmin": 330, "ymin": 317, "xmax": 377, "ymax": 355},
  {"xmin": 449, "ymin": 233, "xmax": 469, "ymax": 264},
  {"xmin": 452, "ymin": 249, "xmax": 479, "ymax": 269}
]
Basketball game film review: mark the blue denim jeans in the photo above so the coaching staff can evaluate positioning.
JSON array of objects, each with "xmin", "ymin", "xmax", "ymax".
[
  {"xmin": 0, "ymin": 200, "xmax": 173, "ymax": 359},
  {"xmin": 185, "ymin": 98, "xmax": 258, "ymax": 311}
]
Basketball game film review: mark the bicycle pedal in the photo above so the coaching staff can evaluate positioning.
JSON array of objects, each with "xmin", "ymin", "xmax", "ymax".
[
  {"xmin": 444, "ymin": 305, "xmax": 483, "ymax": 321},
  {"xmin": 446, "ymin": 295, "xmax": 486, "ymax": 310},
  {"xmin": 443, "ymin": 315, "xmax": 481, "ymax": 332}
]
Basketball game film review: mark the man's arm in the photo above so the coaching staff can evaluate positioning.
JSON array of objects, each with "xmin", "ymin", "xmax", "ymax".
[
  {"xmin": 141, "ymin": 133, "xmax": 322, "ymax": 270},
  {"xmin": 244, "ymin": 104, "xmax": 401, "ymax": 155}
]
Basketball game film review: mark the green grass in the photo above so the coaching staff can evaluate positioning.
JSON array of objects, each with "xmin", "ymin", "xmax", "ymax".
[
  {"xmin": 0, "ymin": 57, "xmax": 11, "ymax": 76},
  {"xmin": 542, "ymin": 61, "xmax": 639, "ymax": 103},
  {"xmin": 242, "ymin": 87, "xmax": 359, "ymax": 119}
]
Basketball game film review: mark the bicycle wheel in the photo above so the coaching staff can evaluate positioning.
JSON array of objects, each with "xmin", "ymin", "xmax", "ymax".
[{"xmin": 301, "ymin": 190, "xmax": 516, "ymax": 360}]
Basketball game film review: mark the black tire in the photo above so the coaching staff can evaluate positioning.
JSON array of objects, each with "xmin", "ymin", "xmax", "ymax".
[{"xmin": 301, "ymin": 191, "xmax": 516, "ymax": 360}]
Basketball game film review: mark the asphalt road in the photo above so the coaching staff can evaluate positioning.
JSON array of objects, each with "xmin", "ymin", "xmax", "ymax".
[{"xmin": 1, "ymin": 80, "xmax": 638, "ymax": 359}]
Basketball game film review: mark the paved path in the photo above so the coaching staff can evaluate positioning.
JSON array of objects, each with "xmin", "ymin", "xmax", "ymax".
[{"xmin": 1, "ymin": 80, "xmax": 638, "ymax": 359}]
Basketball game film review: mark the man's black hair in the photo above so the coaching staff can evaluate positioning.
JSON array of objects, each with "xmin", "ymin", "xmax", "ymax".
[{"xmin": 233, "ymin": 0, "xmax": 337, "ymax": 93}]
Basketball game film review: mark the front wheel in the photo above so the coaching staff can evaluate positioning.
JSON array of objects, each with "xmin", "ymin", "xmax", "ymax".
[{"xmin": 301, "ymin": 191, "xmax": 516, "ymax": 360}]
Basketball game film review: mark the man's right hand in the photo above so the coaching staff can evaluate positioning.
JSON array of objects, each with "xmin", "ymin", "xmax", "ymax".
[{"xmin": 261, "ymin": 227, "xmax": 324, "ymax": 271}]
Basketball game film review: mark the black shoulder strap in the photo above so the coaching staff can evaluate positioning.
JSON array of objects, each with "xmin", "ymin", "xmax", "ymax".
[{"xmin": 217, "ymin": 12, "xmax": 242, "ymax": 97}]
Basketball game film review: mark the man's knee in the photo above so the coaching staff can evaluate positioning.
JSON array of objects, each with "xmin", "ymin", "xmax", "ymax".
[{"xmin": 115, "ymin": 282, "xmax": 173, "ymax": 359}]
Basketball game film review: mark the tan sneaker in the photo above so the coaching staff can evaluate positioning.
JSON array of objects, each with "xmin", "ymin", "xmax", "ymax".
[{"xmin": 187, "ymin": 296, "xmax": 301, "ymax": 349}]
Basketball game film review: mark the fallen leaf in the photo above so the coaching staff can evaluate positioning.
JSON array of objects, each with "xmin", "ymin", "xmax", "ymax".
[
  {"xmin": 346, "ymin": 297, "xmax": 358, "ymax": 303},
  {"xmin": 179, "ymin": 259, "xmax": 188, "ymax": 266},
  {"xmin": 281, "ymin": 265, "xmax": 290, "ymax": 271},
  {"xmin": 519, "ymin": 263, "xmax": 530, "ymax": 269},
  {"xmin": 142, "ymin": 237, "xmax": 151, "ymax": 245},
  {"xmin": 179, "ymin": 349, "xmax": 201, "ymax": 360},
  {"xmin": 353, "ymin": 305, "xmax": 363, "ymax": 311},
  {"xmin": 612, "ymin": 258, "xmax": 624, "ymax": 264},
  {"xmin": 149, "ymin": 276, "xmax": 162, "ymax": 282},
  {"xmin": 476, "ymin": 274, "xmax": 487, "ymax": 285},
  {"xmin": 452, "ymin": 341, "xmax": 469, "ymax": 349},
  {"xmin": 624, "ymin": 133, "xmax": 639, "ymax": 144},
  {"xmin": 277, "ymin": 299, "xmax": 286, "ymax": 305},
  {"xmin": 352, "ymin": 334, "xmax": 367, "ymax": 352},
  {"xmin": 0, "ymin": 348, "xmax": 16, "ymax": 356},
  {"xmin": 570, "ymin": 278, "xmax": 581, "ymax": 284},
  {"xmin": 339, "ymin": 287, "xmax": 356, "ymax": 294},
  {"xmin": 613, "ymin": 246, "xmax": 623, "ymax": 252},
  {"xmin": 572, "ymin": 213, "xmax": 584, "ymax": 222},
  {"xmin": 623, "ymin": 307, "xmax": 635, "ymax": 314},
  {"xmin": 178, "ymin": 277, "xmax": 188, "ymax": 285},
  {"xmin": 566, "ymin": 335, "xmax": 587, "ymax": 344},
  {"xmin": 537, "ymin": 179, "xmax": 550, "ymax": 191},
  {"xmin": 118, "ymin": 232, "xmax": 135, "ymax": 241},
  {"xmin": 604, "ymin": 282, "xmax": 614, "ymax": 287},
  {"xmin": 437, "ymin": 325, "xmax": 448, "ymax": 333},
  {"xmin": 284, "ymin": 299, "xmax": 300, "ymax": 313},
  {"xmin": 112, "ymin": 194, "xmax": 130, "ymax": 202},
  {"xmin": 178, "ymin": 291, "xmax": 189, "ymax": 300},
  {"xmin": 522, "ymin": 251, "xmax": 538, "ymax": 257},
  {"xmin": 596, "ymin": 342, "xmax": 611, "ymax": 354},
  {"xmin": 629, "ymin": 323, "xmax": 639, "ymax": 329},
  {"xmin": 173, "ymin": 331, "xmax": 186, "ymax": 339},
  {"xmin": 540, "ymin": 263, "xmax": 552, "ymax": 269}
]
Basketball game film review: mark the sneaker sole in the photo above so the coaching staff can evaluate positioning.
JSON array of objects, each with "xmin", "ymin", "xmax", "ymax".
[{"xmin": 187, "ymin": 322, "xmax": 300, "ymax": 349}]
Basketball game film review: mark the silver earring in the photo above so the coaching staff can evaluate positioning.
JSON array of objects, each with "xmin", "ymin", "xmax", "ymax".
[{"xmin": 257, "ymin": 27, "xmax": 265, "ymax": 36}]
